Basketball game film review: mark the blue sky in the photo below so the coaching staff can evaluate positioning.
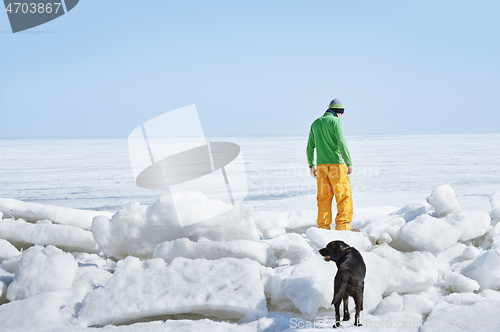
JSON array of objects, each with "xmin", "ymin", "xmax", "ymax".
[{"xmin": 1, "ymin": 0, "xmax": 499, "ymax": 136}]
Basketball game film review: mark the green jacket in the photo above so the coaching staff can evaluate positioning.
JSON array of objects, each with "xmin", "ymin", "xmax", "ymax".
[{"xmin": 306, "ymin": 112, "xmax": 352, "ymax": 167}]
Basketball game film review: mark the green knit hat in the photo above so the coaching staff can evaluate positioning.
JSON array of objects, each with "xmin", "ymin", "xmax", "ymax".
[{"xmin": 328, "ymin": 98, "xmax": 344, "ymax": 113}]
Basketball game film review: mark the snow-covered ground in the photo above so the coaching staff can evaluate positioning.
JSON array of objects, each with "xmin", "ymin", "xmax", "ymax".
[{"xmin": 0, "ymin": 134, "xmax": 499, "ymax": 331}]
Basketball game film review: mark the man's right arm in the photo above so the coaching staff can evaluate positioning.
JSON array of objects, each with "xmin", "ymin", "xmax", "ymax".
[{"xmin": 306, "ymin": 126, "xmax": 315, "ymax": 168}]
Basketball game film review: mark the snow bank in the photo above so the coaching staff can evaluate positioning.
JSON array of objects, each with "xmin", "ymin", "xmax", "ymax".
[
  {"xmin": 398, "ymin": 214, "xmax": 463, "ymax": 252},
  {"xmin": 374, "ymin": 292, "xmax": 403, "ymax": 315},
  {"xmin": 6, "ymin": 246, "xmax": 78, "ymax": 301},
  {"xmin": 422, "ymin": 291, "xmax": 500, "ymax": 332},
  {"xmin": 0, "ymin": 218, "xmax": 98, "ymax": 253},
  {"xmin": 0, "ymin": 198, "xmax": 111, "ymax": 230},
  {"xmin": 282, "ymin": 256, "xmax": 336, "ymax": 319},
  {"xmin": 371, "ymin": 244, "xmax": 438, "ymax": 294},
  {"xmin": 390, "ymin": 201, "xmax": 434, "ymax": 222},
  {"xmin": 0, "ymin": 239, "xmax": 19, "ymax": 262},
  {"xmin": 266, "ymin": 233, "xmax": 314, "ymax": 266},
  {"xmin": 254, "ymin": 210, "xmax": 316, "ymax": 238},
  {"xmin": 426, "ymin": 184, "xmax": 460, "ymax": 217},
  {"xmin": 305, "ymin": 227, "xmax": 372, "ymax": 252},
  {"xmin": 364, "ymin": 216, "xmax": 405, "ymax": 245},
  {"xmin": 462, "ymin": 248, "xmax": 500, "ymax": 290},
  {"xmin": 153, "ymin": 238, "xmax": 270, "ymax": 265},
  {"xmin": 77, "ymin": 257, "xmax": 267, "ymax": 326},
  {"xmin": 362, "ymin": 252, "xmax": 391, "ymax": 313},
  {"xmin": 91, "ymin": 195, "xmax": 258, "ymax": 259},
  {"xmin": 0, "ymin": 286, "xmax": 89, "ymax": 332},
  {"xmin": 445, "ymin": 210, "xmax": 491, "ymax": 242}
]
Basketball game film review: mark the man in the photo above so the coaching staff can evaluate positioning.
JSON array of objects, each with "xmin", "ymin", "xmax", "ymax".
[{"xmin": 306, "ymin": 98, "xmax": 353, "ymax": 231}]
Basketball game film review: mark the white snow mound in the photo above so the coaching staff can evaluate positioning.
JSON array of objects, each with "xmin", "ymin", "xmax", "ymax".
[
  {"xmin": 6, "ymin": 246, "xmax": 77, "ymax": 301},
  {"xmin": 0, "ymin": 198, "xmax": 111, "ymax": 230},
  {"xmin": 91, "ymin": 194, "xmax": 258, "ymax": 259},
  {"xmin": 426, "ymin": 184, "xmax": 460, "ymax": 217},
  {"xmin": 77, "ymin": 257, "xmax": 267, "ymax": 326}
]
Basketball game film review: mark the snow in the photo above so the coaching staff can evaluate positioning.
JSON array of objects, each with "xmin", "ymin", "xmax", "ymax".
[
  {"xmin": 91, "ymin": 195, "xmax": 258, "ymax": 259},
  {"xmin": 374, "ymin": 292, "xmax": 404, "ymax": 315},
  {"xmin": 77, "ymin": 256, "xmax": 268, "ymax": 326},
  {"xmin": 0, "ymin": 239, "xmax": 20, "ymax": 262},
  {"xmin": 0, "ymin": 137, "xmax": 499, "ymax": 332},
  {"xmin": 6, "ymin": 246, "xmax": 78, "ymax": 301},
  {"xmin": 462, "ymin": 248, "xmax": 500, "ymax": 291},
  {"xmin": 0, "ymin": 198, "xmax": 111, "ymax": 230},
  {"xmin": 153, "ymin": 237, "xmax": 270, "ymax": 265},
  {"xmin": 0, "ymin": 218, "xmax": 98, "ymax": 253},
  {"xmin": 426, "ymin": 184, "xmax": 461, "ymax": 217},
  {"xmin": 398, "ymin": 214, "xmax": 463, "ymax": 252}
]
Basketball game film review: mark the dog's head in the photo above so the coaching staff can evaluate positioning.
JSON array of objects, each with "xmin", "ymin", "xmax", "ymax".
[{"xmin": 319, "ymin": 240, "xmax": 351, "ymax": 262}]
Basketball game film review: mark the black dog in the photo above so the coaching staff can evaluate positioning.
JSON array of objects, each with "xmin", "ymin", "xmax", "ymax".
[{"xmin": 319, "ymin": 240, "xmax": 366, "ymax": 327}]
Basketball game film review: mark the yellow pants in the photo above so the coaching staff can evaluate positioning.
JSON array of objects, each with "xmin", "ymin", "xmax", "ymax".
[{"xmin": 316, "ymin": 164, "xmax": 353, "ymax": 230}]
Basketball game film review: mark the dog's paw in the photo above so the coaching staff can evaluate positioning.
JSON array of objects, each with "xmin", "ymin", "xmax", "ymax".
[
  {"xmin": 343, "ymin": 314, "xmax": 350, "ymax": 321},
  {"xmin": 332, "ymin": 321, "xmax": 342, "ymax": 329}
]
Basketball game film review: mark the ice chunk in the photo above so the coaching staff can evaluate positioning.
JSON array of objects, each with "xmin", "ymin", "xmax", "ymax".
[
  {"xmin": 398, "ymin": 214, "xmax": 463, "ymax": 252},
  {"xmin": 374, "ymin": 292, "xmax": 403, "ymax": 315},
  {"xmin": 266, "ymin": 233, "xmax": 314, "ymax": 266},
  {"xmin": 402, "ymin": 294, "xmax": 434, "ymax": 314},
  {"xmin": 422, "ymin": 292, "xmax": 500, "ymax": 332},
  {"xmin": 77, "ymin": 257, "xmax": 267, "ymax": 326},
  {"xmin": 371, "ymin": 244, "xmax": 438, "ymax": 294},
  {"xmin": 0, "ymin": 239, "xmax": 20, "ymax": 263},
  {"xmin": 153, "ymin": 238, "xmax": 270, "ymax": 265},
  {"xmin": 305, "ymin": 227, "xmax": 372, "ymax": 252},
  {"xmin": 441, "ymin": 271, "xmax": 479, "ymax": 293},
  {"xmin": 6, "ymin": 246, "xmax": 78, "ymax": 301},
  {"xmin": 0, "ymin": 286, "xmax": 89, "ymax": 331},
  {"xmin": 426, "ymin": 184, "xmax": 460, "ymax": 217},
  {"xmin": 0, "ymin": 218, "xmax": 98, "ymax": 253},
  {"xmin": 282, "ymin": 256, "xmax": 336, "ymax": 319},
  {"xmin": 364, "ymin": 217, "xmax": 405, "ymax": 245},
  {"xmin": 0, "ymin": 198, "xmax": 111, "ymax": 230},
  {"xmin": 92, "ymin": 195, "xmax": 258, "ymax": 259},
  {"xmin": 262, "ymin": 265, "xmax": 296, "ymax": 311},
  {"xmin": 462, "ymin": 248, "xmax": 500, "ymax": 290},
  {"xmin": 390, "ymin": 201, "xmax": 434, "ymax": 222},
  {"xmin": 254, "ymin": 210, "xmax": 316, "ymax": 239},
  {"xmin": 461, "ymin": 245, "xmax": 480, "ymax": 260},
  {"xmin": 445, "ymin": 210, "xmax": 491, "ymax": 242},
  {"xmin": 361, "ymin": 252, "xmax": 391, "ymax": 313},
  {"xmin": 490, "ymin": 192, "xmax": 500, "ymax": 219}
]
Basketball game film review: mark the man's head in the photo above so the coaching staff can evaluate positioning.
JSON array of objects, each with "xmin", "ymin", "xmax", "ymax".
[{"xmin": 328, "ymin": 98, "xmax": 344, "ymax": 116}]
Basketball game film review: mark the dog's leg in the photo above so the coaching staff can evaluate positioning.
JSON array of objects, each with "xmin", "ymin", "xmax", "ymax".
[
  {"xmin": 342, "ymin": 293, "xmax": 350, "ymax": 321},
  {"xmin": 332, "ymin": 272, "xmax": 347, "ymax": 328},
  {"xmin": 352, "ymin": 285, "xmax": 364, "ymax": 327}
]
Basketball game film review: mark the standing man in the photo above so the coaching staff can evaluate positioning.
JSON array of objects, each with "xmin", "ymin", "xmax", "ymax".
[{"xmin": 307, "ymin": 98, "xmax": 353, "ymax": 231}]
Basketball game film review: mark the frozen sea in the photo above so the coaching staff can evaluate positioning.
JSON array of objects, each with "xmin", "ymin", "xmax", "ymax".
[
  {"xmin": 1, "ymin": 133, "xmax": 499, "ymax": 213},
  {"xmin": 1, "ymin": 133, "xmax": 500, "ymax": 332}
]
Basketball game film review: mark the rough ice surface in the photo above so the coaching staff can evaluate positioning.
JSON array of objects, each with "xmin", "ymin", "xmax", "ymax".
[
  {"xmin": 462, "ymin": 248, "xmax": 500, "ymax": 291},
  {"xmin": 6, "ymin": 246, "xmax": 77, "ymax": 301},
  {"xmin": 92, "ymin": 195, "xmax": 258, "ymax": 259},
  {"xmin": 0, "ymin": 198, "xmax": 111, "ymax": 230},
  {"xmin": 153, "ymin": 237, "xmax": 270, "ymax": 265},
  {"xmin": 0, "ymin": 218, "xmax": 98, "ymax": 253},
  {"xmin": 0, "ymin": 183, "xmax": 498, "ymax": 331},
  {"xmin": 398, "ymin": 214, "xmax": 463, "ymax": 252},
  {"xmin": 0, "ymin": 239, "xmax": 20, "ymax": 262},
  {"xmin": 426, "ymin": 184, "xmax": 460, "ymax": 217},
  {"xmin": 77, "ymin": 257, "xmax": 268, "ymax": 326}
]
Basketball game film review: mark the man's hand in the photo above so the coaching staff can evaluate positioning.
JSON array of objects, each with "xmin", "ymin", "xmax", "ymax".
[
  {"xmin": 310, "ymin": 166, "xmax": 317, "ymax": 179},
  {"xmin": 347, "ymin": 166, "xmax": 353, "ymax": 175}
]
